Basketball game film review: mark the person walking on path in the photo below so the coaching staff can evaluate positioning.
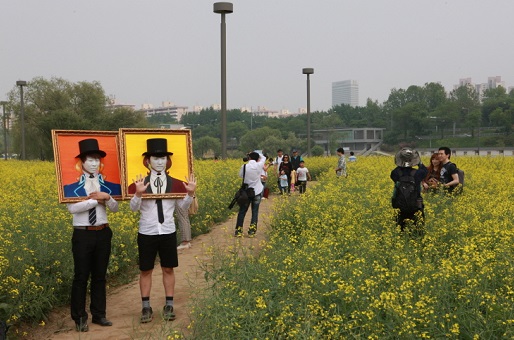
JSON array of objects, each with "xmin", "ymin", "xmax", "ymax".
[
  {"xmin": 290, "ymin": 149, "xmax": 303, "ymax": 171},
  {"xmin": 235, "ymin": 151, "xmax": 266, "ymax": 237},
  {"xmin": 273, "ymin": 149, "xmax": 284, "ymax": 192},
  {"xmin": 278, "ymin": 154, "xmax": 293, "ymax": 194},
  {"xmin": 130, "ymin": 138, "xmax": 196, "ymax": 324},
  {"xmin": 295, "ymin": 160, "xmax": 311, "ymax": 194}
]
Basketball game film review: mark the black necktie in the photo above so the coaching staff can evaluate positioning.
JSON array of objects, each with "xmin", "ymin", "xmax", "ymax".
[
  {"xmin": 155, "ymin": 173, "xmax": 164, "ymax": 223},
  {"xmin": 88, "ymin": 174, "xmax": 97, "ymax": 225},
  {"xmin": 156, "ymin": 199, "xmax": 164, "ymax": 223}
]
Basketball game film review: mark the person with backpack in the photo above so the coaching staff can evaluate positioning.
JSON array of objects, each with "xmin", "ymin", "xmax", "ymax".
[
  {"xmin": 437, "ymin": 147, "xmax": 461, "ymax": 194},
  {"xmin": 390, "ymin": 147, "xmax": 427, "ymax": 232}
]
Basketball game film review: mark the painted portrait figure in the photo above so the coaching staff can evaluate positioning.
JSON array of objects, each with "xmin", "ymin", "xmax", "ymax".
[
  {"xmin": 64, "ymin": 138, "xmax": 122, "ymax": 198},
  {"xmin": 127, "ymin": 138, "xmax": 187, "ymax": 195}
]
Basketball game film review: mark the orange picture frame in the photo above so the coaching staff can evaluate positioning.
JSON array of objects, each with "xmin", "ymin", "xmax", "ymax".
[{"xmin": 52, "ymin": 130, "xmax": 122, "ymax": 203}]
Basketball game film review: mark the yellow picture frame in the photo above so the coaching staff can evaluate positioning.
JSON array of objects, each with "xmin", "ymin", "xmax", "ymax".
[{"xmin": 119, "ymin": 128, "xmax": 194, "ymax": 199}]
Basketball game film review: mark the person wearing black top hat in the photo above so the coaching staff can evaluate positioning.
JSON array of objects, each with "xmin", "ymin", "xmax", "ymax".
[
  {"xmin": 64, "ymin": 139, "xmax": 121, "ymax": 197},
  {"xmin": 130, "ymin": 138, "xmax": 196, "ymax": 324},
  {"xmin": 390, "ymin": 147, "xmax": 427, "ymax": 232},
  {"xmin": 65, "ymin": 138, "xmax": 120, "ymax": 331},
  {"xmin": 127, "ymin": 138, "xmax": 188, "ymax": 195}
]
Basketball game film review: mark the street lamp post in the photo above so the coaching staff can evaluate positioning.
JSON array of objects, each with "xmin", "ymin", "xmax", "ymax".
[
  {"xmin": 16, "ymin": 80, "xmax": 27, "ymax": 160},
  {"xmin": 1, "ymin": 101, "xmax": 8, "ymax": 160},
  {"xmin": 213, "ymin": 2, "xmax": 233, "ymax": 159},
  {"xmin": 302, "ymin": 68, "xmax": 314, "ymax": 157}
]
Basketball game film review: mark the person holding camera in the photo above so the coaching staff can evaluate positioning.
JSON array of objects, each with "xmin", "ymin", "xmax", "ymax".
[{"xmin": 235, "ymin": 151, "xmax": 266, "ymax": 237}]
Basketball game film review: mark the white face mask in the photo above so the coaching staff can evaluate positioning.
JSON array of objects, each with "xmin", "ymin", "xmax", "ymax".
[
  {"xmin": 83, "ymin": 156, "xmax": 100, "ymax": 174},
  {"xmin": 149, "ymin": 156, "xmax": 167, "ymax": 173}
]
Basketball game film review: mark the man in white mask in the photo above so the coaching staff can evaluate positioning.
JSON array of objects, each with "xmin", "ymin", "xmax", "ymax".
[
  {"xmin": 130, "ymin": 138, "xmax": 196, "ymax": 324},
  {"xmin": 65, "ymin": 138, "xmax": 120, "ymax": 332}
]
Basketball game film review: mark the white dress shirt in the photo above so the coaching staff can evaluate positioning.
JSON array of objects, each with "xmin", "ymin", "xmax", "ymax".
[
  {"xmin": 67, "ymin": 172, "xmax": 119, "ymax": 226},
  {"xmin": 239, "ymin": 156, "xmax": 266, "ymax": 196},
  {"xmin": 130, "ymin": 194, "xmax": 192, "ymax": 235}
]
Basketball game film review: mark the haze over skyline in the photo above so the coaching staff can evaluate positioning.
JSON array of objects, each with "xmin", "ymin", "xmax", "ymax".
[{"xmin": 2, "ymin": 1, "xmax": 513, "ymax": 112}]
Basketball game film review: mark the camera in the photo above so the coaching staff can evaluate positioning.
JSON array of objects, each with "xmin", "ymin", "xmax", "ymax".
[{"xmin": 242, "ymin": 156, "xmax": 249, "ymax": 162}]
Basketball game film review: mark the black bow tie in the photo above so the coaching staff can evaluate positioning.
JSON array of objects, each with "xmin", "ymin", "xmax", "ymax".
[{"xmin": 89, "ymin": 174, "xmax": 94, "ymax": 179}]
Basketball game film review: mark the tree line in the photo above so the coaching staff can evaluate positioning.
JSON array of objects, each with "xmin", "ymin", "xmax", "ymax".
[{"xmin": 3, "ymin": 77, "xmax": 513, "ymax": 160}]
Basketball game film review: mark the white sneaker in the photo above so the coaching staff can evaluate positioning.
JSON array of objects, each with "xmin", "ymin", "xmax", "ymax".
[{"xmin": 177, "ymin": 242, "xmax": 192, "ymax": 250}]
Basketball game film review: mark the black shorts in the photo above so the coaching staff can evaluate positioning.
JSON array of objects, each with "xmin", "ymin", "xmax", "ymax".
[{"xmin": 137, "ymin": 232, "xmax": 178, "ymax": 271}]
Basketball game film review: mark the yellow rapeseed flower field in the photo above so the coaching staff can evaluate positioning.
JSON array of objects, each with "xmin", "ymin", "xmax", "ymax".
[
  {"xmin": 190, "ymin": 155, "xmax": 514, "ymax": 339},
  {"xmin": 0, "ymin": 159, "xmax": 241, "ymax": 328}
]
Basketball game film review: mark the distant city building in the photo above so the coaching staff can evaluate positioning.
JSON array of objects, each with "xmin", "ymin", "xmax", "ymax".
[
  {"xmin": 140, "ymin": 102, "xmax": 188, "ymax": 121},
  {"xmin": 488, "ymin": 76, "xmax": 505, "ymax": 89},
  {"xmin": 191, "ymin": 105, "xmax": 204, "ymax": 113},
  {"xmin": 332, "ymin": 80, "xmax": 359, "ymax": 107},
  {"xmin": 454, "ymin": 76, "xmax": 510, "ymax": 101}
]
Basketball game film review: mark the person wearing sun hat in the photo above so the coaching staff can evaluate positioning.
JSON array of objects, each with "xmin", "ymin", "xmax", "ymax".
[
  {"xmin": 129, "ymin": 137, "xmax": 196, "ymax": 324},
  {"xmin": 390, "ymin": 147, "xmax": 427, "ymax": 232}
]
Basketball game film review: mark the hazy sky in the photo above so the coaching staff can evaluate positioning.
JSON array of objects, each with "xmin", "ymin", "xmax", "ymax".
[{"xmin": 2, "ymin": 0, "xmax": 513, "ymax": 112}]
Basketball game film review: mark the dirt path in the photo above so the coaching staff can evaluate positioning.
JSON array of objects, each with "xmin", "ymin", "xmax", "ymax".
[{"xmin": 29, "ymin": 195, "xmax": 276, "ymax": 340}]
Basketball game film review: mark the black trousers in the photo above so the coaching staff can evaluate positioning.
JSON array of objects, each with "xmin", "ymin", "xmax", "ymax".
[
  {"xmin": 71, "ymin": 227, "xmax": 112, "ymax": 323},
  {"xmin": 397, "ymin": 209, "xmax": 425, "ymax": 232}
]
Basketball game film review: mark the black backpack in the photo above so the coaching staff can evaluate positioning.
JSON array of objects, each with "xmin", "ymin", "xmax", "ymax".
[{"xmin": 392, "ymin": 169, "xmax": 419, "ymax": 211}]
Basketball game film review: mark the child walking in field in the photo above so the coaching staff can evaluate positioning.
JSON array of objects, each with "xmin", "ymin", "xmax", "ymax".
[
  {"xmin": 279, "ymin": 170, "xmax": 288, "ymax": 195},
  {"xmin": 295, "ymin": 161, "xmax": 311, "ymax": 194}
]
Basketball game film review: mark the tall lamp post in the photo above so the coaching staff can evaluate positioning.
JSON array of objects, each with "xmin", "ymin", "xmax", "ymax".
[
  {"xmin": 302, "ymin": 68, "xmax": 314, "ymax": 157},
  {"xmin": 213, "ymin": 2, "xmax": 233, "ymax": 159},
  {"xmin": 16, "ymin": 80, "xmax": 27, "ymax": 160},
  {"xmin": 0, "ymin": 101, "xmax": 8, "ymax": 160}
]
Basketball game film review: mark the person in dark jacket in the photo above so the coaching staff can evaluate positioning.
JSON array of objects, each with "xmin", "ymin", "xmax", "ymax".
[{"xmin": 390, "ymin": 147, "xmax": 427, "ymax": 232}]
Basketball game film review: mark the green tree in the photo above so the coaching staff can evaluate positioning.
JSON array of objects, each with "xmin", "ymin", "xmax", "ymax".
[
  {"xmin": 193, "ymin": 136, "xmax": 221, "ymax": 158},
  {"xmin": 7, "ymin": 77, "xmax": 146, "ymax": 160}
]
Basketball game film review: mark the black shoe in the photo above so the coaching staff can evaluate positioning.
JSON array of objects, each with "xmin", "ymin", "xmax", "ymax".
[
  {"xmin": 248, "ymin": 225, "xmax": 257, "ymax": 237},
  {"xmin": 234, "ymin": 226, "xmax": 243, "ymax": 237},
  {"xmin": 75, "ymin": 321, "xmax": 89, "ymax": 332},
  {"xmin": 92, "ymin": 317, "xmax": 113, "ymax": 326},
  {"xmin": 162, "ymin": 305, "xmax": 176, "ymax": 321},
  {"xmin": 141, "ymin": 307, "xmax": 153, "ymax": 323}
]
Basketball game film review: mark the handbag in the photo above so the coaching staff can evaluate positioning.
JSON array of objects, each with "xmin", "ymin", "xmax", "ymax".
[
  {"xmin": 228, "ymin": 165, "xmax": 253, "ymax": 209},
  {"xmin": 188, "ymin": 196, "xmax": 199, "ymax": 215}
]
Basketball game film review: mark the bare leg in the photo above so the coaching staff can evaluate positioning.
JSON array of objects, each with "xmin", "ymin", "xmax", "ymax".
[
  {"xmin": 139, "ymin": 269, "xmax": 153, "ymax": 297},
  {"xmin": 162, "ymin": 267, "xmax": 175, "ymax": 297}
]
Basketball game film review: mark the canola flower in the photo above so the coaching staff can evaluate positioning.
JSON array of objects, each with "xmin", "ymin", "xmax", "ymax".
[
  {"xmin": 190, "ymin": 155, "xmax": 514, "ymax": 339},
  {"xmin": 0, "ymin": 159, "xmax": 241, "ymax": 331}
]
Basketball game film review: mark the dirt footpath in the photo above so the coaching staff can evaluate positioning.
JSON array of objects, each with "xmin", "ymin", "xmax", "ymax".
[{"xmin": 29, "ymin": 196, "xmax": 275, "ymax": 340}]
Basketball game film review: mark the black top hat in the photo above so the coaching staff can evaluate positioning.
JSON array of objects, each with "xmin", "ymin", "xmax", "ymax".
[
  {"xmin": 142, "ymin": 138, "xmax": 173, "ymax": 156},
  {"xmin": 76, "ymin": 138, "xmax": 106, "ymax": 158}
]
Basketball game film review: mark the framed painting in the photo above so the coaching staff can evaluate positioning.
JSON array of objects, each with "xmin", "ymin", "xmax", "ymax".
[
  {"xmin": 52, "ymin": 130, "xmax": 122, "ymax": 203},
  {"xmin": 119, "ymin": 128, "xmax": 193, "ymax": 199}
]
